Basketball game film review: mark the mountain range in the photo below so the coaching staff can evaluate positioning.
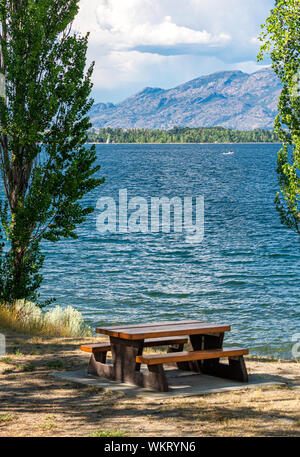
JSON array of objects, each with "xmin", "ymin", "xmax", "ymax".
[{"xmin": 89, "ymin": 68, "xmax": 281, "ymax": 131}]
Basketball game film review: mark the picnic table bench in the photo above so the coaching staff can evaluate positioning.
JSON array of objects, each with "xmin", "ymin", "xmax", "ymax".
[{"xmin": 81, "ymin": 320, "xmax": 249, "ymax": 392}]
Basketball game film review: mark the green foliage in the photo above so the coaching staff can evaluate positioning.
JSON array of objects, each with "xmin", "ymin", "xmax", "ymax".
[
  {"xmin": 89, "ymin": 430, "xmax": 128, "ymax": 437},
  {"xmin": 46, "ymin": 360, "xmax": 64, "ymax": 369},
  {"xmin": 0, "ymin": 414, "xmax": 14, "ymax": 422},
  {"xmin": 0, "ymin": 1, "xmax": 104, "ymax": 305},
  {"xmin": 1, "ymin": 356, "xmax": 12, "ymax": 363},
  {"xmin": 87, "ymin": 126, "xmax": 279, "ymax": 144},
  {"xmin": 258, "ymin": 0, "xmax": 300, "ymax": 234},
  {"xmin": 22, "ymin": 363, "xmax": 35, "ymax": 372}
]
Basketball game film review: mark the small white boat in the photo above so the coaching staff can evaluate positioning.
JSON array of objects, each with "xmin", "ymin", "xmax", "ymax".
[{"xmin": 223, "ymin": 151, "xmax": 234, "ymax": 155}]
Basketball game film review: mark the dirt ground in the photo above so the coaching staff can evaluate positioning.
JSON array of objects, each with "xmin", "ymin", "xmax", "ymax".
[{"xmin": 0, "ymin": 329, "xmax": 299, "ymax": 437}]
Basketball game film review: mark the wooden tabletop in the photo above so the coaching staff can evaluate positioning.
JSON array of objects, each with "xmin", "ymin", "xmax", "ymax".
[{"xmin": 96, "ymin": 320, "xmax": 230, "ymax": 340}]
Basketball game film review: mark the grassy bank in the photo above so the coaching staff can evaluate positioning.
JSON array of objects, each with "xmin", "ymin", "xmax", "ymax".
[
  {"xmin": 0, "ymin": 301, "xmax": 92, "ymax": 338},
  {"xmin": 0, "ymin": 328, "xmax": 299, "ymax": 437}
]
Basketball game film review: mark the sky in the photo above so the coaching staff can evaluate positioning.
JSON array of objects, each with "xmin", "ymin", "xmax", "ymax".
[{"xmin": 73, "ymin": 0, "xmax": 275, "ymax": 103}]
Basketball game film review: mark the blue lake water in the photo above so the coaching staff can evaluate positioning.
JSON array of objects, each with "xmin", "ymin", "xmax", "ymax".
[{"xmin": 3, "ymin": 143, "xmax": 300, "ymax": 357}]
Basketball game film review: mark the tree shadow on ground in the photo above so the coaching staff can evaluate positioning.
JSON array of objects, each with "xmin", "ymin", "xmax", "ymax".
[{"xmin": 0, "ymin": 370, "xmax": 299, "ymax": 437}]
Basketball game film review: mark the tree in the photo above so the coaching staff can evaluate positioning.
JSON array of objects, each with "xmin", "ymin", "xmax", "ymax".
[
  {"xmin": 0, "ymin": 1, "xmax": 103, "ymax": 306},
  {"xmin": 258, "ymin": 0, "xmax": 300, "ymax": 234}
]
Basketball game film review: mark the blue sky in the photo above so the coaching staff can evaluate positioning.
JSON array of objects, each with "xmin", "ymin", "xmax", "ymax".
[{"xmin": 74, "ymin": 0, "xmax": 275, "ymax": 103}]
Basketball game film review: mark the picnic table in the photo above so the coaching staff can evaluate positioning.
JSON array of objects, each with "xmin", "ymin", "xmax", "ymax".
[{"xmin": 81, "ymin": 320, "xmax": 249, "ymax": 392}]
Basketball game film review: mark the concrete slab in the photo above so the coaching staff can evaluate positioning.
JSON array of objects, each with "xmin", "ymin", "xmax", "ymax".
[{"xmin": 51, "ymin": 368, "xmax": 287, "ymax": 400}]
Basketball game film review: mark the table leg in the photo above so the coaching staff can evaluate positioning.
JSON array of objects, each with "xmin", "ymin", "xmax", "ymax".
[
  {"xmin": 110, "ymin": 336, "xmax": 144, "ymax": 385},
  {"xmin": 200, "ymin": 333, "xmax": 248, "ymax": 382},
  {"xmin": 201, "ymin": 355, "xmax": 248, "ymax": 382},
  {"xmin": 110, "ymin": 337, "xmax": 170, "ymax": 391},
  {"xmin": 189, "ymin": 332, "xmax": 224, "ymax": 372},
  {"xmin": 87, "ymin": 352, "xmax": 114, "ymax": 379},
  {"xmin": 87, "ymin": 337, "xmax": 170, "ymax": 390},
  {"xmin": 167, "ymin": 343, "xmax": 185, "ymax": 369},
  {"xmin": 143, "ymin": 364, "xmax": 169, "ymax": 392}
]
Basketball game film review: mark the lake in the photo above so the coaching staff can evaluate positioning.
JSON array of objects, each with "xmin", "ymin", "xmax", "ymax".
[{"xmin": 3, "ymin": 143, "xmax": 300, "ymax": 357}]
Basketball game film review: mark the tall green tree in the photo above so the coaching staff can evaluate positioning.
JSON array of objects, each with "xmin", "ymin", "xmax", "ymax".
[
  {"xmin": 258, "ymin": 0, "xmax": 300, "ymax": 234},
  {"xmin": 0, "ymin": 1, "xmax": 103, "ymax": 306}
]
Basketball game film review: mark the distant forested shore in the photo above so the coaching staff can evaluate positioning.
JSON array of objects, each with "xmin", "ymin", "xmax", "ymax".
[{"xmin": 87, "ymin": 127, "xmax": 280, "ymax": 144}]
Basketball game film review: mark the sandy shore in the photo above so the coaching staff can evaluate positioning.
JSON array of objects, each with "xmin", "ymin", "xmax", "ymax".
[{"xmin": 0, "ymin": 328, "xmax": 299, "ymax": 437}]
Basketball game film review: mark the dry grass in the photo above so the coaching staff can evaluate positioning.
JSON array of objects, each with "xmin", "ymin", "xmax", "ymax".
[
  {"xmin": 0, "ymin": 305, "xmax": 42, "ymax": 335},
  {"xmin": 0, "ymin": 302, "xmax": 92, "ymax": 338},
  {"xmin": 0, "ymin": 327, "xmax": 299, "ymax": 437}
]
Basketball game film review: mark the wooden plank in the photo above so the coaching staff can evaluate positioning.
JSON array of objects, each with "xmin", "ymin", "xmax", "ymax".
[
  {"xmin": 96, "ymin": 320, "xmax": 202, "ymax": 335},
  {"xmin": 81, "ymin": 336, "xmax": 188, "ymax": 353},
  {"xmin": 117, "ymin": 323, "xmax": 230, "ymax": 340},
  {"xmin": 97, "ymin": 319, "xmax": 201, "ymax": 330},
  {"xmin": 96, "ymin": 322, "xmax": 229, "ymax": 339},
  {"xmin": 81, "ymin": 343, "xmax": 110, "ymax": 353},
  {"xmin": 145, "ymin": 336, "xmax": 188, "ymax": 346},
  {"xmin": 136, "ymin": 347, "xmax": 249, "ymax": 365}
]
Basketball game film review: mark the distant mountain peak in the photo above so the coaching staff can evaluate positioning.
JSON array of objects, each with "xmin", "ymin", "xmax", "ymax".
[
  {"xmin": 140, "ymin": 86, "xmax": 164, "ymax": 94},
  {"xmin": 89, "ymin": 68, "xmax": 280, "ymax": 131},
  {"xmin": 128, "ymin": 86, "xmax": 165, "ymax": 99}
]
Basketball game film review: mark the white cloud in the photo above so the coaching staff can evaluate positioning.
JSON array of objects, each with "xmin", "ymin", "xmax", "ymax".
[
  {"xmin": 116, "ymin": 17, "xmax": 230, "ymax": 49},
  {"xmin": 92, "ymin": 51, "xmax": 167, "ymax": 89},
  {"xmin": 74, "ymin": 0, "xmax": 274, "ymax": 102},
  {"xmin": 75, "ymin": 0, "xmax": 230, "ymax": 50}
]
